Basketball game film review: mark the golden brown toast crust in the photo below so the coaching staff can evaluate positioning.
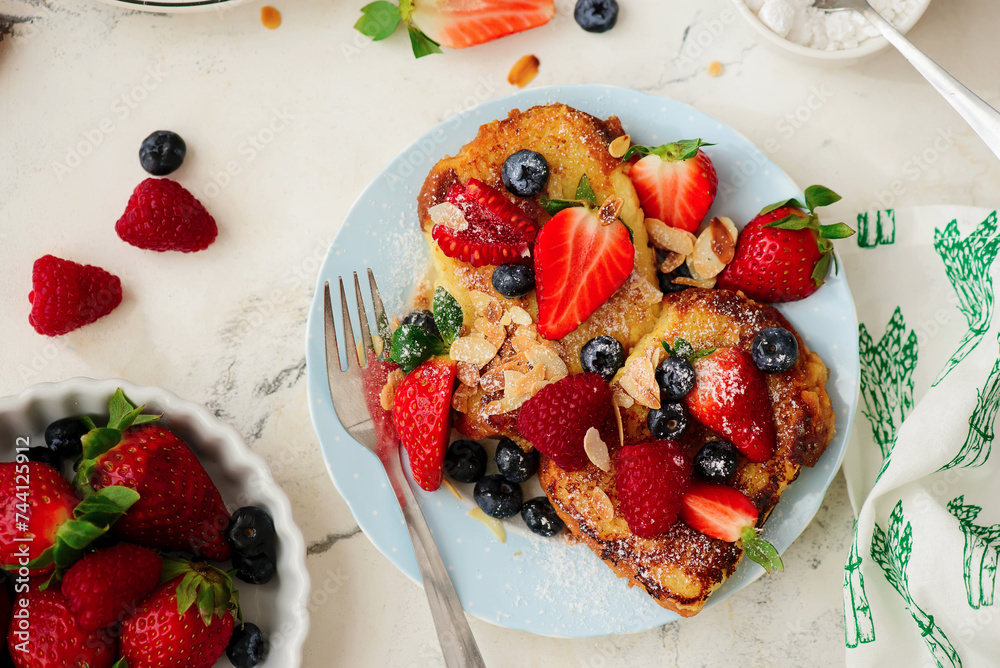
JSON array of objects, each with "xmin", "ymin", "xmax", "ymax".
[{"xmin": 537, "ymin": 288, "xmax": 836, "ymax": 617}]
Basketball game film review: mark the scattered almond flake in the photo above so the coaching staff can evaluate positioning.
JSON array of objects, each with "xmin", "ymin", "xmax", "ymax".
[
  {"xmin": 515, "ymin": 323, "xmax": 538, "ymax": 339},
  {"xmin": 468, "ymin": 290, "xmax": 494, "ymax": 314},
  {"xmin": 513, "ymin": 551, "xmax": 521, "ymax": 557},
  {"xmin": 498, "ymin": 311, "xmax": 512, "ymax": 327},
  {"xmin": 707, "ymin": 60, "xmax": 724, "ymax": 77},
  {"xmin": 612, "ymin": 386, "xmax": 635, "ymax": 409},
  {"xmin": 593, "ymin": 488, "xmax": 615, "ymax": 522},
  {"xmin": 529, "ymin": 379, "xmax": 551, "ymax": 395},
  {"xmin": 379, "ymin": 369, "xmax": 405, "ymax": 411},
  {"xmin": 450, "ymin": 335, "xmax": 499, "ymax": 367},
  {"xmin": 442, "ymin": 478, "xmax": 461, "ymax": 500},
  {"xmin": 503, "ymin": 369, "xmax": 526, "ymax": 392},
  {"xmin": 584, "ymin": 427, "xmax": 611, "ymax": 472},
  {"xmin": 391, "ymin": 315, "xmax": 401, "ymax": 329},
  {"xmin": 692, "ymin": 224, "xmax": 727, "ymax": 279},
  {"xmin": 511, "ymin": 335, "xmax": 536, "ymax": 352},
  {"xmin": 645, "ymin": 218, "xmax": 695, "ymax": 256},
  {"xmin": 526, "ymin": 345, "xmax": 568, "ymax": 380},
  {"xmin": 474, "ymin": 316, "xmax": 507, "ymax": 349},
  {"xmin": 500, "ymin": 354, "xmax": 531, "ymax": 375},
  {"xmin": 483, "ymin": 399, "xmax": 505, "ymax": 416},
  {"xmin": 598, "ymin": 197, "xmax": 624, "ymax": 225},
  {"xmin": 456, "ymin": 361, "xmax": 480, "ymax": 387},
  {"xmin": 372, "ymin": 334, "xmax": 385, "ymax": 358},
  {"xmin": 500, "ymin": 390, "xmax": 531, "ymax": 413},
  {"xmin": 479, "ymin": 364, "xmax": 506, "ymax": 393},
  {"xmin": 660, "ymin": 250, "xmax": 686, "ymax": 274},
  {"xmin": 674, "ymin": 275, "xmax": 717, "ymax": 289},
  {"xmin": 428, "ymin": 202, "xmax": 468, "ymax": 231},
  {"xmin": 608, "ymin": 134, "xmax": 630, "ymax": 159},
  {"xmin": 484, "ymin": 299, "xmax": 504, "ymax": 323},
  {"xmin": 507, "ymin": 54, "xmax": 539, "ymax": 88},
  {"xmin": 508, "ymin": 305, "xmax": 532, "ymax": 326},
  {"xmin": 713, "ymin": 216, "xmax": 738, "ymax": 263},
  {"xmin": 613, "ymin": 403, "xmax": 624, "ymax": 447},
  {"xmin": 470, "ymin": 507, "xmax": 507, "ymax": 543},
  {"xmin": 619, "ymin": 354, "xmax": 660, "ymax": 409},
  {"xmin": 451, "ymin": 392, "xmax": 469, "ymax": 413}
]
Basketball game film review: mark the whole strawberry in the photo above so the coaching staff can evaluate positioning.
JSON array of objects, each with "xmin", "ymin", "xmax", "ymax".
[
  {"xmin": 517, "ymin": 373, "xmax": 613, "ymax": 471},
  {"xmin": 393, "ymin": 358, "xmax": 456, "ymax": 491},
  {"xmin": 623, "ymin": 139, "xmax": 717, "ymax": 234},
  {"xmin": 28, "ymin": 255, "xmax": 123, "ymax": 336},
  {"xmin": 716, "ymin": 185, "xmax": 854, "ymax": 302},
  {"xmin": 616, "ymin": 440, "xmax": 692, "ymax": 539},
  {"xmin": 120, "ymin": 559, "xmax": 238, "ymax": 668},
  {"xmin": 73, "ymin": 389, "xmax": 231, "ymax": 560},
  {"xmin": 62, "ymin": 543, "xmax": 162, "ymax": 632},
  {"xmin": 8, "ymin": 586, "xmax": 117, "ymax": 668},
  {"xmin": 685, "ymin": 347, "xmax": 776, "ymax": 463},
  {"xmin": 0, "ymin": 462, "xmax": 136, "ymax": 579},
  {"xmin": 116, "ymin": 177, "xmax": 217, "ymax": 252}
]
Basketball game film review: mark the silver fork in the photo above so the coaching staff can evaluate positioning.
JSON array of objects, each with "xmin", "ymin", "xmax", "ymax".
[
  {"xmin": 322, "ymin": 270, "xmax": 486, "ymax": 668},
  {"xmin": 814, "ymin": 0, "xmax": 1000, "ymax": 161}
]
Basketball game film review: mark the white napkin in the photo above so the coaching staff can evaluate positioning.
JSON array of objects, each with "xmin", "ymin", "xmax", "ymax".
[{"xmin": 839, "ymin": 206, "xmax": 1000, "ymax": 667}]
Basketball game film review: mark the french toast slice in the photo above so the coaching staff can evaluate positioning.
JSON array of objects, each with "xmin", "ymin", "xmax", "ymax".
[
  {"xmin": 537, "ymin": 288, "xmax": 836, "ymax": 617},
  {"xmin": 416, "ymin": 103, "xmax": 662, "ymax": 440}
]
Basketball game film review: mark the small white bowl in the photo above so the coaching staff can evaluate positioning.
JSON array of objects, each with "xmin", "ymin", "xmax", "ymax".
[
  {"xmin": 730, "ymin": 0, "xmax": 932, "ymax": 66},
  {"xmin": 0, "ymin": 378, "xmax": 310, "ymax": 668}
]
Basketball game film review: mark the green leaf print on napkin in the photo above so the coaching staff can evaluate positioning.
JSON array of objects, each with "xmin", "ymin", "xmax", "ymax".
[
  {"xmin": 844, "ymin": 521, "xmax": 876, "ymax": 648},
  {"xmin": 939, "ymin": 332, "xmax": 1000, "ymax": 471},
  {"xmin": 871, "ymin": 502, "xmax": 962, "ymax": 668},
  {"xmin": 859, "ymin": 308, "xmax": 918, "ymax": 461},
  {"xmin": 947, "ymin": 496, "xmax": 1000, "ymax": 609},
  {"xmin": 857, "ymin": 209, "xmax": 896, "ymax": 248},
  {"xmin": 933, "ymin": 211, "xmax": 1000, "ymax": 386}
]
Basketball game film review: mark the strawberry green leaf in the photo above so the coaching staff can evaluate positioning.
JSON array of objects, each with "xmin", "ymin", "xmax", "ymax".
[
  {"xmin": 355, "ymin": 1, "xmax": 401, "ymax": 41},
  {"xmin": 818, "ymin": 222, "xmax": 856, "ymax": 239},
  {"xmin": 112, "ymin": 659, "xmax": 128, "ymax": 668},
  {"xmin": 622, "ymin": 139, "xmax": 714, "ymax": 162},
  {"xmin": 759, "ymin": 197, "xmax": 805, "ymax": 216},
  {"xmin": 740, "ymin": 525, "xmax": 784, "ymax": 573},
  {"xmin": 80, "ymin": 415, "xmax": 97, "ymax": 431},
  {"xmin": 81, "ymin": 428, "xmax": 122, "ymax": 459},
  {"xmin": 811, "ymin": 252, "xmax": 833, "ymax": 287},
  {"xmin": 407, "ymin": 24, "xmax": 442, "ymax": 58},
  {"xmin": 196, "ymin": 582, "xmax": 217, "ymax": 626},
  {"xmin": 432, "ymin": 288, "xmax": 463, "ymax": 347},
  {"xmin": 160, "ymin": 557, "xmax": 192, "ymax": 583},
  {"xmin": 575, "ymin": 174, "xmax": 598, "ymax": 206},
  {"xmin": 804, "ymin": 185, "xmax": 841, "ymax": 212},
  {"xmin": 620, "ymin": 144, "xmax": 652, "ymax": 161},
  {"xmin": 765, "ymin": 214, "xmax": 813, "ymax": 231},
  {"xmin": 389, "ymin": 324, "xmax": 444, "ymax": 373}
]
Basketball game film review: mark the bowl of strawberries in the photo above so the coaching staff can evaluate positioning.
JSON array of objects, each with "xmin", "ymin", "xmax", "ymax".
[{"xmin": 0, "ymin": 378, "xmax": 309, "ymax": 668}]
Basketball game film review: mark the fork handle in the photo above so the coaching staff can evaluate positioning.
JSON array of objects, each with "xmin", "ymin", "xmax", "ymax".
[
  {"xmin": 384, "ymin": 448, "xmax": 487, "ymax": 668},
  {"xmin": 862, "ymin": 4, "xmax": 1000, "ymax": 162}
]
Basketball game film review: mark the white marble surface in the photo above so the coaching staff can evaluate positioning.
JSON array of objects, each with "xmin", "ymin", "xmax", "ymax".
[{"xmin": 2, "ymin": 0, "xmax": 999, "ymax": 665}]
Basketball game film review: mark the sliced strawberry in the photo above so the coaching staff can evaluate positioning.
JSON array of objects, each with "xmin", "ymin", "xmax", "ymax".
[
  {"xmin": 393, "ymin": 358, "xmax": 456, "ymax": 491},
  {"xmin": 411, "ymin": 0, "xmax": 556, "ymax": 50},
  {"xmin": 716, "ymin": 186, "xmax": 855, "ymax": 302},
  {"xmin": 680, "ymin": 481, "xmax": 783, "ymax": 573},
  {"xmin": 625, "ymin": 139, "xmax": 717, "ymax": 234},
  {"xmin": 431, "ymin": 178, "xmax": 539, "ymax": 267},
  {"xmin": 684, "ymin": 346, "xmax": 776, "ymax": 463},
  {"xmin": 534, "ymin": 197, "xmax": 634, "ymax": 340},
  {"xmin": 615, "ymin": 440, "xmax": 692, "ymax": 538}
]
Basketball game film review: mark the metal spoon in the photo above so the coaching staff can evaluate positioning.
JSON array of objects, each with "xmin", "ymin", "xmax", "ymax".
[{"xmin": 814, "ymin": 0, "xmax": 1000, "ymax": 161}]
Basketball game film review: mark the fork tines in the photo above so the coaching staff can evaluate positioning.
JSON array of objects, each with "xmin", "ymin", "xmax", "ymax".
[{"xmin": 322, "ymin": 269, "xmax": 389, "ymax": 375}]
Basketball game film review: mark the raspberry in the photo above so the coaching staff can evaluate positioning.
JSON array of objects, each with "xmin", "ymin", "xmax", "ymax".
[
  {"xmin": 516, "ymin": 373, "xmax": 612, "ymax": 471},
  {"xmin": 431, "ymin": 178, "xmax": 538, "ymax": 267},
  {"xmin": 28, "ymin": 255, "xmax": 123, "ymax": 336},
  {"xmin": 616, "ymin": 440, "xmax": 692, "ymax": 538},
  {"xmin": 116, "ymin": 178, "xmax": 217, "ymax": 252}
]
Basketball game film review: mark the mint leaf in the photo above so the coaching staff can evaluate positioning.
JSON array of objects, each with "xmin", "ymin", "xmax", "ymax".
[
  {"xmin": 804, "ymin": 185, "xmax": 841, "ymax": 212},
  {"xmin": 407, "ymin": 24, "xmax": 442, "ymax": 58},
  {"xmin": 389, "ymin": 324, "xmax": 443, "ymax": 373},
  {"xmin": 575, "ymin": 174, "xmax": 597, "ymax": 205},
  {"xmin": 539, "ymin": 197, "xmax": 586, "ymax": 216},
  {"xmin": 355, "ymin": 1, "xmax": 401, "ymax": 41},
  {"xmin": 432, "ymin": 287, "xmax": 464, "ymax": 347}
]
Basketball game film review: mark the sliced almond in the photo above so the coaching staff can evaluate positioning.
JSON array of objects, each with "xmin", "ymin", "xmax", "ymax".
[
  {"xmin": 442, "ymin": 478, "xmax": 461, "ymax": 500},
  {"xmin": 692, "ymin": 224, "xmax": 727, "ymax": 279},
  {"xmin": 470, "ymin": 507, "xmax": 507, "ymax": 543},
  {"xmin": 526, "ymin": 344, "xmax": 568, "ymax": 380},
  {"xmin": 529, "ymin": 379, "xmax": 551, "ymax": 395},
  {"xmin": 467, "ymin": 290, "xmax": 494, "ymax": 314},
  {"xmin": 592, "ymin": 488, "xmax": 615, "ymax": 522},
  {"xmin": 511, "ymin": 335, "xmax": 536, "ymax": 353},
  {"xmin": 618, "ymin": 354, "xmax": 660, "ymax": 409},
  {"xmin": 613, "ymin": 403, "xmax": 624, "ymax": 447},
  {"xmin": 428, "ymin": 202, "xmax": 468, "ymax": 231},
  {"xmin": 598, "ymin": 197, "xmax": 624, "ymax": 225},
  {"xmin": 707, "ymin": 60, "xmax": 724, "ymax": 77},
  {"xmin": 674, "ymin": 275, "xmax": 717, "ymax": 289},
  {"xmin": 645, "ymin": 218, "xmax": 696, "ymax": 256},
  {"xmin": 451, "ymin": 391, "xmax": 469, "ymax": 413},
  {"xmin": 474, "ymin": 316, "xmax": 507, "ymax": 349},
  {"xmin": 456, "ymin": 362, "xmax": 480, "ymax": 387},
  {"xmin": 660, "ymin": 250, "xmax": 686, "ymax": 274},
  {"xmin": 450, "ymin": 335, "xmax": 499, "ymax": 367},
  {"xmin": 608, "ymin": 134, "xmax": 631, "ymax": 159},
  {"xmin": 483, "ymin": 399, "xmax": 505, "ymax": 416},
  {"xmin": 710, "ymin": 216, "xmax": 737, "ymax": 264},
  {"xmin": 507, "ymin": 54, "xmax": 539, "ymax": 89},
  {"xmin": 479, "ymin": 364, "xmax": 506, "ymax": 393},
  {"xmin": 379, "ymin": 369, "xmax": 405, "ymax": 412},
  {"xmin": 612, "ymin": 386, "xmax": 635, "ymax": 409},
  {"xmin": 508, "ymin": 305, "xmax": 532, "ymax": 326},
  {"xmin": 584, "ymin": 427, "xmax": 611, "ymax": 472},
  {"xmin": 484, "ymin": 299, "xmax": 504, "ymax": 324}
]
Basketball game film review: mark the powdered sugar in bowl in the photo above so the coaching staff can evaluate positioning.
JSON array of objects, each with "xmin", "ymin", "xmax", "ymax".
[{"xmin": 731, "ymin": 0, "xmax": 932, "ymax": 65}]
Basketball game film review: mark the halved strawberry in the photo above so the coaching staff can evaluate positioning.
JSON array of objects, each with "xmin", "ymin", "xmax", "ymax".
[
  {"xmin": 680, "ymin": 481, "xmax": 783, "ymax": 573},
  {"xmin": 534, "ymin": 197, "xmax": 634, "ymax": 340},
  {"xmin": 684, "ymin": 346, "xmax": 776, "ymax": 463},
  {"xmin": 431, "ymin": 179, "xmax": 539, "ymax": 267},
  {"xmin": 393, "ymin": 358, "xmax": 456, "ymax": 491},
  {"xmin": 624, "ymin": 139, "xmax": 717, "ymax": 234}
]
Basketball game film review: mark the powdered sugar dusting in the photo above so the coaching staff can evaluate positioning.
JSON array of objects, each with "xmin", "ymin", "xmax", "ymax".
[{"xmin": 746, "ymin": 0, "xmax": 924, "ymax": 50}]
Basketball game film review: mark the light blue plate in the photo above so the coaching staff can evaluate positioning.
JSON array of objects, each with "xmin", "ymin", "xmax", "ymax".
[{"xmin": 305, "ymin": 85, "xmax": 860, "ymax": 637}]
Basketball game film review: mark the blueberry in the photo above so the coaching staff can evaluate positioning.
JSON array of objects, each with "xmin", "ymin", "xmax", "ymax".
[
  {"xmin": 694, "ymin": 440, "xmax": 739, "ymax": 483},
  {"xmin": 26, "ymin": 447, "xmax": 61, "ymax": 470},
  {"xmin": 494, "ymin": 438, "xmax": 539, "ymax": 483},
  {"xmin": 491, "ymin": 264, "xmax": 535, "ymax": 299},
  {"xmin": 225, "ymin": 507, "xmax": 275, "ymax": 557},
  {"xmin": 227, "ymin": 622, "xmax": 269, "ymax": 668},
  {"xmin": 647, "ymin": 402, "xmax": 689, "ymax": 440},
  {"xmin": 751, "ymin": 327, "xmax": 799, "ymax": 374},
  {"xmin": 139, "ymin": 130, "xmax": 187, "ymax": 176},
  {"xmin": 655, "ymin": 356, "xmax": 696, "ymax": 401},
  {"xmin": 44, "ymin": 417, "xmax": 89, "ymax": 459},
  {"xmin": 444, "ymin": 440, "xmax": 487, "ymax": 483},
  {"xmin": 401, "ymin": 309, "xmax": 440, "ymax": 338},
  {"xmin": 521, "ymin": 497, "xmax": 565, "ymax": 537},
  {"xmin": 574, "ymin": 0, "xmax": 619, "ymax": 33},
  {"xmin": 658, "ymin": 261, "xmax": 693, "ymax": 294},
  {"xmin": 501, "ymin": 150, "xmax": 549, "ymax": 198},
  {"xmin": 579, "ymin": 335, "xmax": 626, "ymax": 381},
  {"xmin": 473, "ymin": 474, "xmax": 523, "ymax": 519},
  {"xmin": 232, "ymin": 551, "xmax": 276, "ymax": 585}
]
